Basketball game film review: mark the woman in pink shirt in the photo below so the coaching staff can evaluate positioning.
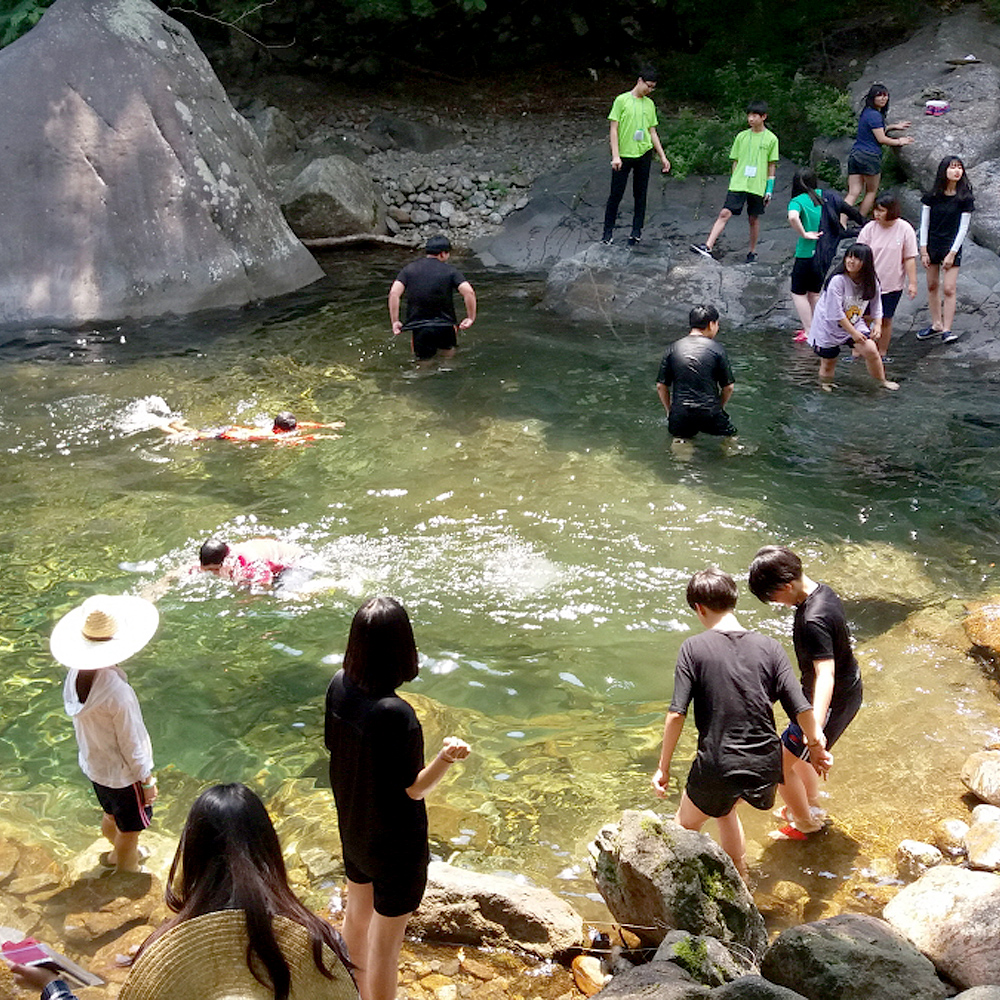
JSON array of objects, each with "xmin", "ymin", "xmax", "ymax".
[{"xmin": 857, "ymin": 193, "xmax": 917, "ymax": 361}]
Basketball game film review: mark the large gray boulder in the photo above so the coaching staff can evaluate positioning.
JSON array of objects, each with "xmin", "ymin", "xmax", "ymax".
[
  {"xmin": 593, "ymin": 959, "xmax": 709, "ymax": 1000},
  {"xmin": 407, "ymin": 860, "xmax": 584, "ymax": 959},
  {"xmin": 0, "ymin": 0, "xmax": 322, "ymax": 329},
  {"xmin": 709, "ymin": 978, "xmax": 808, "ymax": 1000},
  {"xmin": 654, "ymin": 931, "xmax": 756, "ymax": 987},
  {"xmin": 760, "ymin": 913, "xmax": 945, "ymax": 1000},
  {"xmin": 588, "ymin": 811, "xmax": 767, "ymax": 959},
  {"xmin": 884, "ymin": 864, "xmax": 1000, "ymax": 988},
  {"xmin": 280, "ymin": 155, "xmax": 380, "ymax": 238}
]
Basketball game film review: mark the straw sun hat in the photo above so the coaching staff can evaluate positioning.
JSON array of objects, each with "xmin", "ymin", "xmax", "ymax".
[
  {"xmin": 119, "ymin": 911, "xmax": 358, "ymax": 1000},
  {"xmin": 49, "ymin": 594, "xmax": 159, "ymax": 670}
]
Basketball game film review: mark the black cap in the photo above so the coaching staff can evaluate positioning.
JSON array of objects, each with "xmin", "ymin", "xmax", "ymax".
[{"xmin": 426, "ymin": 235, "xmax": 451, "ymax": 254}]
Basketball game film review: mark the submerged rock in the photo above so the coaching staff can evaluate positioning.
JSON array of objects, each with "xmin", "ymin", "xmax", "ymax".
[
  {"xmin": 0, "ymin": 0, "xmax": 322, "ymax": 329},
  {"xmin": 963, "ymin": 603, "xmax": 1000, "ymax": 669},
  {"xmin": 961, "ymin": 749, "xmax": 1000, "ymax": 805},
  {"xmin": 588, "ymin": 811, "xmax": 766, "ymax": 958},
  {"xmin": 935, "ymin": 818, "xmax": 970, "ymax": 858},
  {"xmin": 896, "ymin": 840, "xmax": 944, "ymax": 880}
]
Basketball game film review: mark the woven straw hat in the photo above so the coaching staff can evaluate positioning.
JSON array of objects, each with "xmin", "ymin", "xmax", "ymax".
[
  {"xmin": 50, "ymin": 594, "xmax": 159, "ymax": 670},
  {"xmin": 119, "ymin": 911, "xmax": 358, "ymax": 1000}
]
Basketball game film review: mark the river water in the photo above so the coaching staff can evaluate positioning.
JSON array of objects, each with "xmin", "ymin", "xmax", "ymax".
[{"xmin": 2, "ymin": 248, "xmax": 1000, "ymax": 926}]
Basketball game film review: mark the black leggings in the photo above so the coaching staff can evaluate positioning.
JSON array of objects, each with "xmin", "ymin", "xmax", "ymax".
[{"xmin": 603, "ymin": 150, "xmax": 653, "ymax": 237}]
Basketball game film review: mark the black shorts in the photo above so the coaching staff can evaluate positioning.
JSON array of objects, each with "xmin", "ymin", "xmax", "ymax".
[
  {"xmin": 685, "ymin": 757, "xmax": 777, "ymax": 818},
  {"xmin": 782, "ymin": 679, "xmax": 863, "ymax": 759},
  {"xmin": 812, "ymin": 339, "xmax": 855, "ymax": 360},
  {"xmin": 344, "ymin": 854, "xmax": 428, "ymax": 918},
  {"xmin": 92, "ymin": 780, "xmax": 152, "ymax": 833},
  {"xmin": 847, "ymin": 149, "xmax": 883, "ymax": 177},
  {"xmin": 668, "ymin": 406, "xmax": 736, "ymax": 440},
  {"xmin": 791, "ymin": 255, "xmax": 824, "ymax": 295},
  {"xmin": 880, "ymin": 289, "xmax": 903, "ymax": 319},
  {"xmin": 723, "ymin": 190, "xmax": 766, "ymax": 217},
  {"xmin": 409, "ymin": 324, "xmax": 457, "ymax": 360},
  {"xmin": 927, "ymin": 243, "xmax": 963, "ymax": 267}
]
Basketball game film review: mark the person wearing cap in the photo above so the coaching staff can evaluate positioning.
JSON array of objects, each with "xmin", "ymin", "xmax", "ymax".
[
  {"xmin": 49, "ymin": 595, "xmax": 159, "ymax": 874},
  {"xmin": 387, "ymin": 236, "xmax": 476, "ymax": 362}
]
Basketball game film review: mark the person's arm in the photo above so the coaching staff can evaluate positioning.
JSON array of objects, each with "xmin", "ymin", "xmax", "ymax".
[
  {"xmin": 833, "ymin": 194, "xmax": 864, "ymax": 227},
  {"xmin": 905, "ymin": 254, "xmax": 918, "ymax": 298},
  {"xmin": 918, "ymin": 204, "xmax": 931, "ymax": 268},
  {"xmin": 388, "ymin": 279, "xmax": 406, "ymax": 336},
  {"xmin": 11, "ymin": 966, "xmax": 79, "ymax": 999},
  {"xmin": 112, "ymin": 689, "xmax": 158, "ymax": 806},
  {"xmin": 871, "ymin": 126, "xmax": 913, "ymax": 148},
  {"xmin": 648, "ymin": 126, "xmax": 670, "ymax": 173},
  {"xmin": 651, "ymin": 711, "xmax": 685, "ymax": 797},
  {"xmin": 457, "ymin": 281, "xmax": 476, "ymax": 330},
  {"xmin": 609, "ymin": 119, "xmax": 621, "ymax": 171},
  {"xmin": 809, "ymin": 658, "xmax": 836, "ymax": 733},
  {"xmin": 884, "ymin": 119, "xmax": 912, "ymax": 132},
  {"xmin": 794, "ymin": 707, "xmax": 833, "ymax": 777},
  {"xmin": 719, "ymin": 382, "xmax": 734, "ymax": 406},
  {"xmin": 656, "ymin": 382, "xmax": 671, "ymax": 415},
  {"xmin": 787, "ymin": 208, "xmax": 819, "ymax": 242},
  {"xmin": 944, "ymin": 212, "xmax": 972, "ymax": 269},
  {"xmin": 406, "ymin": 737, "xmax": 470, "ymax": 800},
  {"xmin": 764, "ymin": 160, "xmax": 776, "ymax": 205}
]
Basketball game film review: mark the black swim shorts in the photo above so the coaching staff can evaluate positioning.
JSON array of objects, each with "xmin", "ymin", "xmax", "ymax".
[
  {"xmin": 723, "ymin": 190, "xmax": 766, "ymax": 217},
  {"xmin": 410, "ymin": 324, "xmax": 458, "ymax": 360},
  {"xmin": 343, "ymin": 854, "xmax": 428, "ymax": 917},
  {"xmin": 685, "ymin": 757, "xmax": 777, "ymax": 818},
  {"xmin": 668, "ymin": 406, "xmax": 737, "ymax": 440},
  {"xmin": 92, "ymin": 780, "xmax": 152, "ymax": 833}
]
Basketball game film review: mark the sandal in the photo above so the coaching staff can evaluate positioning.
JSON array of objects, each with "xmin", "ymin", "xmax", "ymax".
[
  {"xmin": 99, "ymin": 846, "xmax": 150, "ymax": 868},
  {"xmin": 769, "ymin": 824, "xmax": 812, "ymax": 842}
]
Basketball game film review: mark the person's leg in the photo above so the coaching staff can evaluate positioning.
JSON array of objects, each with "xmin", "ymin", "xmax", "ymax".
[
  {"xmin": 713, "ymin": 805, "xmax": 748, "ymax": 882},
  {"xmin": 705, "ymin": 209, "xmax": 731, "ymax": 250},
  {"xmin": 844, "ymin": 173, "xmax": 864, "ymax": 207},
  {"xmin": 603, "ymin": 161, "xmax": 633, "ymax": 240},
  {"xmin": 113, "ymin": 830, "xmax": 142, "ymax": 872},
  {"xmin": 818, "ymin": 356, "xmax": 838, "ymax": 386},
  {"xmin": 941, "ymin": 265, "xmax": 960, "ymax": 332},
  {"xmin": 343, "ymin": 879, "xmax": 375, "ymax": 1000},
  {"xmin": 629, "ymin": 154, "xmax": 653, "ymax": 238},
  {"xmin": 858, "ymin": 173, "xmax": 881, "ymax": 218},
  {"xmin": 857, "ymin": 337, "xmax": 897, "ymax": 387},
  {"xmin": 776, "ymin": 747, "xmax": 823, "ymax": 832},
  {"xmin": 924, "ymin": 263, "xmax": 942, "ymax": 330},
  {"xmin": 880, "ymin": 316, "xmax": 893, "ymax": 357},
  {"xmin": 791, "ymin": 292, "xmax": 814, "ymax": 333},
  {"xmin": 101, "ymin": 812, "xmax": 117, "ymax": 848},
  {"xmin": 675, "ymin": 789, "xmax": 710, "ymax": 833},
  {"xmin": 748, "ymin": 214, "xmax": 760, "ymax": 253},
  {"xmin": 365, "ymin": 912, "xmax": 412, "ymax": 1000}
]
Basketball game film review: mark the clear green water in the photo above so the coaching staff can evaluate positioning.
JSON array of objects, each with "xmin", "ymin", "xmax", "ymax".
[{"xmin": 2, "ymin": 248, "xmax": 1000, "ymax": 918}]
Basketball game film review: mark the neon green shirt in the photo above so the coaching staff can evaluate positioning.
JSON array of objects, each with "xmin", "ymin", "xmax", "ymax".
[
  {"xmin": 728, "ymin": 127, "xmax": 779, "ymax": 196},
  {"xmin": 608, "ymin": 91, "xmax": 658, "ymax": 159}
]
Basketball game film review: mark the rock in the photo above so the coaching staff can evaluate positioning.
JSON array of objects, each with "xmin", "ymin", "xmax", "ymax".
[
  {"xmin": 883, "ymin": 865, "xmax": 1000, "ymax": 988},
  {"xmin": 243, "ymin": 105, "xmax": 298, "ymax": 165},
  {"xmin": 896, "ymin": 840, "xmax": 944, "ymax": 880},
  {"xmin": 966, "ymin": 805, "xmax": 1000, "ymax": 871},
  {"xmin": 756, "ymin": 881, "xmax": 809, "ymax": 925},
  {"xmin": 588, "ymin": 811, "xmax": 766, "ymax": 958},
  {"xmin": 654, "ymin": 931, "xmax": 755, "ymax": 987},
  {"xmin": 0, "ymin": 0, "xmax": 322, "ymax": 328},
  {"xmin": 709, "ymin": 977, "xmax": 809, "ymax": 1000},
  {"xmin": 761, "ymin": 913, "xmax": 945, "ymax": 1000},
  {"xmin": 440, "ymin": 200, "xmax": 456, "ymax": 219},
  {"xmin": 809, "ymin": 135, "xmax": 854, "ymax": 179},
  {"xmin": 954, "ymin": 989, "xmax": 1000, "ymax": 1000},
  {"xmin": 412, "ymin": 209, "xmax": 431, "ymax": 225},
  {"xmin": 964, "ymin": 601, "xmax": 1000, "ymax": 668},
  {"xmin": 408, "ymin": 860, "xmax": 583, "ymax": 959},
  {"xmin": 935, "ymin": 818, "xmax": 970, "ymax": 857},
  {"xmin": 571, "ymin": 955, "xmax": 609, "ymax": 996},
  {"xmin": 961, "ymin": 749, "xmax": 1000, "ymax": 805},
  {"xmin": 590, "ymin": 959, "xmax": 709, "ymax": 1000},
  {"xmin": 280, "ymin": 155, "xmax": 380, "ymax": 238},
  {"xmin": 450, "ymin": 211, "xmax": 470, "ymax": 228},
  {"xmin": 366, "ymin": 114, "xmax": 456, "ymax": 153}
]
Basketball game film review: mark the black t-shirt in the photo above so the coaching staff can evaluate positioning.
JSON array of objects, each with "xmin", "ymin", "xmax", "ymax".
[
  {"xmin": 793, "ymin": 583, "xmax": 861, "ymax": 710},
  {"xmin": 324, "ymin": 671, "xmax": 428, "ymax": 874},
  {"xmin": 921, "ymin": 191, "xmax": 974, "ymax": 248},
  {"xmin": 395, "ymin": 256, "xmax": 466, "ymax": 329},
  {"xmin": 656, "ymin": 335, "xmax": 734, "ymax": 412},
  {"xmin": 669, "ymin": 629, "xmax": 811, "ymax": 783}
]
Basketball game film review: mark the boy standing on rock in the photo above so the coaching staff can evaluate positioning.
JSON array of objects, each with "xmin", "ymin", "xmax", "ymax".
[
  {"xmin": 652, "ymin": 568, "xmax": 830, "ymax": 880},
  {"xmin": 748, "ymin": 545, "xmax": 862, "ymax": 841},
  {"xmin": 601, "ymin": 67, "xmax": 671, "ymax": 247},
  {"xmin": 691, "ymin": 101, "xmax": 778, "ymax": 263}
]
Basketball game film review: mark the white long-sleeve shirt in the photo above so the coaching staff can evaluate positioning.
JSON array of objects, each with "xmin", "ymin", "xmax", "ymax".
[{"xmin": 64, "ymin": 667, "xmax": 153, "ymax": 788}]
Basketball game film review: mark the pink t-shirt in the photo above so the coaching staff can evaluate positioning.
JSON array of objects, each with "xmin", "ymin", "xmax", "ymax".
[{"xmin": 858, "ymin": 218, "xmax": 918, "ymax": 294}]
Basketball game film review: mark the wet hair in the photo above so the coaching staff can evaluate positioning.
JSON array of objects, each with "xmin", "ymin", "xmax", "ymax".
[
  {"xmin": 343, "ymin": 596, "xmax": 419, "ymax": 694},
  {"xmin": 425, "ymin": 235, "xmax": 451, "ymax": 255},
  {"xmin": 152, "ymin": 783, "xmax": 350, "ymax": 999},
  {"xmin": 873, "ymin": 192, "xmax": 901, "ymax": 221},
  {"xmin": 637, "ymin": 65, "xmax": 658, "ymax": 84},
  {"xmin": 686, "ymin": 567, "xmax": 738, "ymax": 613},
  {"xmin": 791, "ymin": 168, "xmax": 822, "ymax": 207},
  {"xmin": 199, "ymin": 539, "xmax": 230, "ymax": 566},
  {"xmin": 746, "ymin": 100, "xmax": 768, "ymax": 116},
  {"xmin": 827, "ymin": 242, "xmax": 878, "ymax": 302},
  {"xmin": 689, "ymin": 304, "xmax": 720, "ymax": 330},
  {"xmin": 748, "ymin": 545, "xmax": 803, "ymax": 603},
  {"xmin": 862, "ymin": 83, "xmax": 890, "ymax": 118},
  {"xmin": 930, "ymin": 155, "xmax": 973, "ymax": 199},
  {"xmin": 272, "ymin": 412, "xmax": 297, "ymax": 432}
]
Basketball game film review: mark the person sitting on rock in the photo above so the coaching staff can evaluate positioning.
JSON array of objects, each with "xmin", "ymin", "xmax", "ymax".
[
  {"xmin": 651, "ymin": 567, "xmax": 831, "ymax": 880},
  {"xmin": 158, "ymin": 410, "xmax": 344, "ymax": 443}
]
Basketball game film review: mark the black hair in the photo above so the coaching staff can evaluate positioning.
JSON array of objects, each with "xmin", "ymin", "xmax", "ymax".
[
  {"xmin": 862, "ymin": 83, "xmax": 890, "ymax": 119},
  {"xmin": 637, "ymin": 65, "xmax": 658, "ymax": 84},
  {"xmin": 746, "ymin": 100, "xmax": 768, "ymax": 116},
  {"xmin": 272, "ymin": 412, "xmax": 297, "ymax": 432},
  {"xmin": 826, "ymin": 242, "xmax": 878, "ymax": 302},
  {"xmin": 199, "ymin": 539, "xmax": 230, "ymax": 566},
  {"xmin": 689, "ymin": 304, "xmax": 720, "ymax": 330},
  {"xmin": 343, "ymin": 596, "xmax": 419, "ymax": 694},
  {"xmin": 748, "ymin": 545, "xmax": 803, "ymax": 603},
  {"xmin": 930, "ymin": 155, "xmax": 973, "ymax": 200},
  {"xmin": 425, "ymin": 235, "xmax": 451, "ymax": 255},
  {"xmin": 686, "ymin": 567, "xmax": 738, "ymax": 613},
  {"xmin": 873, "ymin": 192, "xmax": 901, "ymax": 221},
  {"xmin": 791, "ymin": 168, "xmax": 822, "ymax": 207},
  {"xmin": 151, "ymin": 783, "xmax": 351, "ymax": 1000}
]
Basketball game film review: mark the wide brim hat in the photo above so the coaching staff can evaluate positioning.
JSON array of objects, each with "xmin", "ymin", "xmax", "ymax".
[
  {"xmin": 50, "ymin": 594, "xmax": 159, "ymax": 670},
  {"xmin": 119, "ymin": 911, "xmax": 358, "ymax": 1000}
]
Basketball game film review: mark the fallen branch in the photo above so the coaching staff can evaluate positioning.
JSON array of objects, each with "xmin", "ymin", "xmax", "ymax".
[{"xmin": 301, "ymin": 233, "xmax": 415, "ymax": 249}]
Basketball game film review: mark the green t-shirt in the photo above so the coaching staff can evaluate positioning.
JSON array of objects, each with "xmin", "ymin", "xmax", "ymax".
[
  {"xmin": 608, "ymin": 91, "xmax": 658, "ymax": 159},
  {"xmin": 788, "ymin": 190, "xmax": 823, "ymax": 258},
  {"xmin": 728, "ymin": 127, "xmax": 779, "ymax": 196}
]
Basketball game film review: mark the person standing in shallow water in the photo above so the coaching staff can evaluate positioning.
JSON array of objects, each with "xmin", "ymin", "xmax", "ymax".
[
  {"xmin": 325, "ymin": 596, "xmax": 470, "ymax": 1000},
  {"xmin": 601, "ymin": 66, "xmax": 671, "ymax": 247}
]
